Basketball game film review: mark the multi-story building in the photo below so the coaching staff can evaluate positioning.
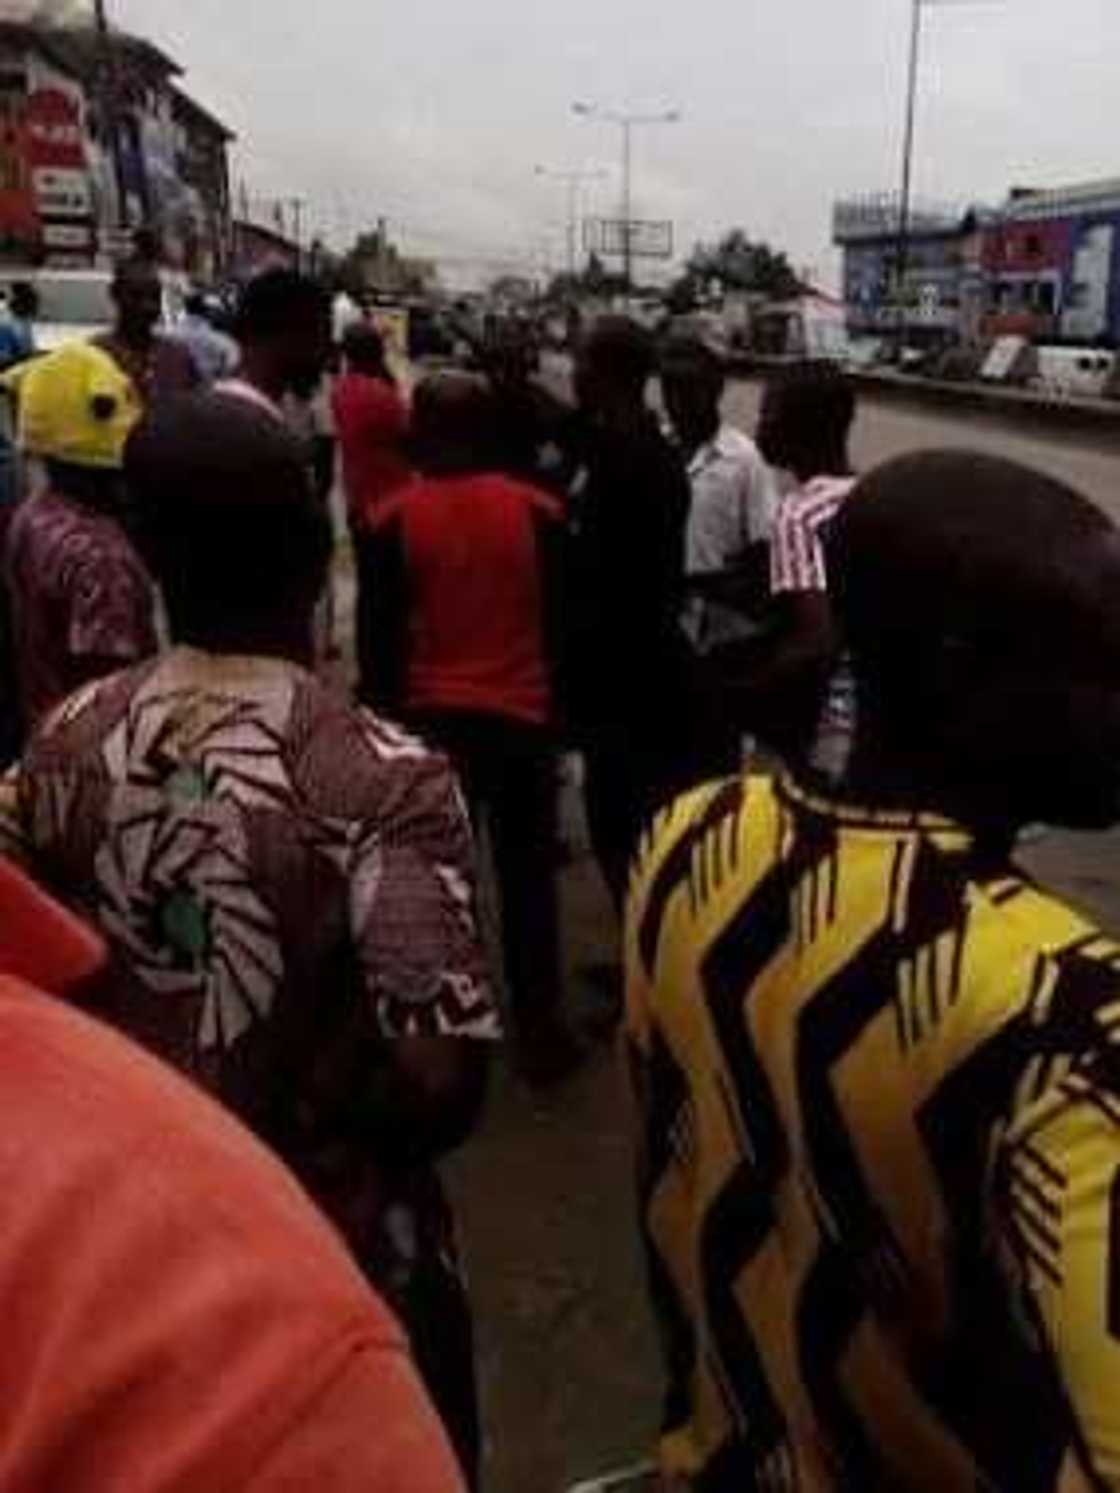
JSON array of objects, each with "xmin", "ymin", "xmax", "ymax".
[
  {"xmin": 0, "ymin": 21, "xmax": 233, "ymax": 275},
  {"xmin": 835, "ymin": 177, "xmax": 1120, "ymax": 349},
  {"xmin": 983, "ymin": 179, "xmax": 1120, "ymax": 346},
  {"xmin": 832, "ymin": 194, "xmax": 989, "ymax": 345}
]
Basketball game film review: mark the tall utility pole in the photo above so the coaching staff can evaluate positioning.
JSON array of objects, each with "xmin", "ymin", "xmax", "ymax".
[
  {"xmin": 894, "ymin": 0, "xmax": 923, "ymax": 354},
  {"xmin": 535, "ymin": 165, "xmax": 606, "ymax": 277},
  {"xmin": 893, "ymin": 0, "xmax": 999, "ymax": 355},
  {"xmin": 93, "ymin": 0, "xmax": 129, "ymax": 233},
  {"xmin": 572, "ymin": 102, "xmax": 680, "ymax": 291}
]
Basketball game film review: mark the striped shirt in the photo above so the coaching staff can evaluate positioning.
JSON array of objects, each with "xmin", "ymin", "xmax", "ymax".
[{"xmin": 770, "ymin": 475, "xmax": 855, "ymax": 595}]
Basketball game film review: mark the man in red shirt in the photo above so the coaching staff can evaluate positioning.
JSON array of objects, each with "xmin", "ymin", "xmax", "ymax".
[
  {"xmin": 333, "ymin": 322, "xmax": 413, "ymax": 695},
  {"xmin": 365, "ymin": 371, "xmax": 579, "ymax": 1086},
  {"xmin": 334, "ymin": 321, "xmax": 412, "ymax": 527}
]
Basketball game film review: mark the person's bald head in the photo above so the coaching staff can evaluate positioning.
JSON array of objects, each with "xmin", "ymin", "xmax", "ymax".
[
  {"xmin": 832, "ymin": 450, "xmax": 1120, "ymax": 830},
  {"xmin": 411, "ymin": 371, "xmax": 497, "ymax": 476},
  {"xmin": 125, "ymin": 392, "xmax": 331, "ymax": 657}
]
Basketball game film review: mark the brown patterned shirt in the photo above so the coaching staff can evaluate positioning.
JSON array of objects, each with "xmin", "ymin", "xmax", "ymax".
[
  {"xmin": 1, "ymin": 647, "xmax": 498, "ymax": 1292},
  {"xmin": 5, "ymin": 487, "xmax": 157, "ymax": 729}
]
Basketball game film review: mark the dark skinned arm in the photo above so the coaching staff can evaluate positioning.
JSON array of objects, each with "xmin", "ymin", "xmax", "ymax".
[{"xmin": 344, "ymin": 751, "xmax": 498, "ymax": 1170}]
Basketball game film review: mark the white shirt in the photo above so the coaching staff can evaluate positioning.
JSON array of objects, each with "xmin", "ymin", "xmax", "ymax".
[{"xmin": 684, "ymin": 424, "xmax": 779, "ymax": 649}]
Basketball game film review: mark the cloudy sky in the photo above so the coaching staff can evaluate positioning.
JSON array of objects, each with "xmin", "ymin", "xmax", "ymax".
[{"xmin": 112, "ymin": 0, "xmax": 1117, "ymax": 285}]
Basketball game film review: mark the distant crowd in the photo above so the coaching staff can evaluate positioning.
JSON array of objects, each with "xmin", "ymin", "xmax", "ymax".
[{"xmin": 0, "ymin": 257, "xmax": 1119, "ymax": 1492}]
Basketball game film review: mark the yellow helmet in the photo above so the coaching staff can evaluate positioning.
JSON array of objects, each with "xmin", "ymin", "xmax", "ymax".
[{"xmin": 2, "ymin": 342, "xmax": 141, "ymax": 470}]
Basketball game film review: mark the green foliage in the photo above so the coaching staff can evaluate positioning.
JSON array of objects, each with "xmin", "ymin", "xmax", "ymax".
[{"xmin": 675, "ymin": 228, "xmax": 802, "ymax": 303}]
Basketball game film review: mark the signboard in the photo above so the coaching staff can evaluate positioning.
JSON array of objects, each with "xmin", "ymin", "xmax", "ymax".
[
  {"xmin": 42, "ymin": 222, "xmax": 91, "ymax": 249},
  {"xmin": 980, "ymin": 335, "xmax": 1028, "ymax": 384},
  {"xmin": 25, "ymin": 78, "xmax": 93, "ymax": 256},
  {"xmin": 0, "ymin": 86, "xmax": 37, "ymax": 242},
  {"xmin": 583, "ymin": 217, "xmax": 674, "ymax": 261}
]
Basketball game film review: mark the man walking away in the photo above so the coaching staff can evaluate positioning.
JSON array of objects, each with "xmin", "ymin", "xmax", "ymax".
[
  {"xmin": 4, "ymin": 342, "xmax": 155, "ymax": 732},
  {"xmin": 660, "ymin": 329, "xmax": 778, "ymax": 653},
  {"xmin": 333, "ymin": 324, "xmax": 412, "ymax": 694},
  {"xmin": 364, "ymin": 371, "xmax": 578, "ymax": 1088},
  {"xmin": 95, "ymin": 257, "xmax": 199, "ymax": 407},
  {"xmin": 2, "ymin": 392, "xmax": 498, "ymax": 1486},
  {"xmin": 567, "ymin": 317, "xmax": 719, "ymax": 907},
  {"xmin": 627, "ymin": 449, "xmax": 1120, "ymax": 1491},
  {"xmin": 334, "ymin": 322, "xmax": 412, "ymax": 527},
  {"xmin": 741, "ymin": 359, "xmax": 857, "ymax": 770}
]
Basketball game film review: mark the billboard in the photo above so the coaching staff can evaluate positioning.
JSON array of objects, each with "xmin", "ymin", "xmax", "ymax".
[{"xmin": 583, "ymin": 217, "xmax": 674, "ymax": 261}]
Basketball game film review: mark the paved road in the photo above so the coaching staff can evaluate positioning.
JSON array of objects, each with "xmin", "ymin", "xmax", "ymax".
[
  {"xmin": 438, "ymin": 392, "xmax": 1120, "ymax": 1493},
  {"xmin": 724, "ymin": 377, "xmax": 1120, "ymax": 521}
]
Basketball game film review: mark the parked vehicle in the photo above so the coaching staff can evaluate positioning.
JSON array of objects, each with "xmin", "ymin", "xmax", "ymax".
[
  {"xmin": 1033, "ymin": 345, "xmax": 1116, "ymax": 400},
  {"xmin": 3, "ymin": 268, "xmax": 187, "ymax": 355}
]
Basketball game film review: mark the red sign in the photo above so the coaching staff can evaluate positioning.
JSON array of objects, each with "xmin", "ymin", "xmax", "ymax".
[
  {"xmin": 26, "ymin": 86, "xmax": 86, "ymax": 172},
  {"xmin": 0, "ymin": 94, "xmax": 38, "ymax": 240}
]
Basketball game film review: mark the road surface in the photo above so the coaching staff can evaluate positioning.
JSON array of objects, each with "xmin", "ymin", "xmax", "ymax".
[{"xmin": 432, "ymin": 391, "xmax": 1120, "ymax": 1493}]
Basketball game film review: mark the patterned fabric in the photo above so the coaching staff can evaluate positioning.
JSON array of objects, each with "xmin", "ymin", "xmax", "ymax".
[
  {"xmin": 769, "ymin": 475, "xmax": 855, "ymax": 594},
  {"xmin": 4, "ymin": 487, "xmax": 157, "ymax": 727},
  {"xmin": 1, "ymin": 647, "xmax": 498, "ymax": 1297},
  {"xmin": 627, "ymin": 772, "xmax": 1120, "ymax": 1491}
]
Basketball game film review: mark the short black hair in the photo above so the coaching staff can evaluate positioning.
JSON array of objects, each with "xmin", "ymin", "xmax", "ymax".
[
  {"xmin": 581, "ymin": 316, "xmax": 656, "ymax": 393},
  {"xmin": 111, "ymin": 255, "xmax": 160, "ymax": 293},
  {"xmin": 765, "ymin": 359, "xmax": 855, "ymax": 439},
  {"xmin": 411, "ymin": 371, "xmax": 497, "ymax": 475},
  {"xmin": 660, "ymin": 330, "xmax": 725, "ymax": 387},
  {"xmin": 234, "ymin": 269, "xmax": 331, "ymax": 344},
  {"xmin": 341, "ymin": 320, "xmax": 387, "ymax": 371},
  {"xmin": 125, "ymin": 392, "xmax": 331, "ymax": 646}
]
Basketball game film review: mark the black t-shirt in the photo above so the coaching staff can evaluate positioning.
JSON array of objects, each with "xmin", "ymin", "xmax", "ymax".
[{"xmin": 564, "ymin": 411, "xmax": 691, "ymax": 732}]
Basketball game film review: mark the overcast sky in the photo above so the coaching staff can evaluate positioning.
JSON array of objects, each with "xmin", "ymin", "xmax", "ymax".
[{"xmin": 112, "ymin": 0, "xmax": 1118, "ymax": 286}]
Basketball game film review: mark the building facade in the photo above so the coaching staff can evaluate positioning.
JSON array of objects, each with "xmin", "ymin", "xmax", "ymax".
[
  {"xmin": 833, "ymin": 195, "xmax": 988, "ymax": 345},
  {"xmin": 0, "ymin": 22, "xmax": 233, "ymax": 275},
  {"xmin": 835, "ymin": 178, "xmax": 1120, "ymax": 349}
]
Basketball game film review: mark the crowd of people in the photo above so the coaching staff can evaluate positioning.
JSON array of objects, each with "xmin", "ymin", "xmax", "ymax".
[{"xmin": 1, "ymin": 256, "xmax": 1120, "ymax": 1491}]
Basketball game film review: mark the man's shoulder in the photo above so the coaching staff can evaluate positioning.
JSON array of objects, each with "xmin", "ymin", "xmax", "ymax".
[
  {"xmin": 714, "ymin": 424, "xmax": 764, "ymax": 464},
  {"xmin": 628, "ymin": 774, "xmax": 768, "ymax": 974},
  {"xmin": 482, "ymin": 470, "xmax": 564, "ymax": 519},
  {"xmin": 12, "ymin": 491, "xmax": 123, "ymax": 563}
]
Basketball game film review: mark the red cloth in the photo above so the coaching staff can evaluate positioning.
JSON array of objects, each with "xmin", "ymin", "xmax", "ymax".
[
  {"xmin": 332, "ymin": 372, "xmax": 412, "ymax": 528},
  {"xmin": 375, "ymin": 472, "xmax": 561, "ymax": 727},
  {"xmin": 0, "ymin": 973, "xmax": 465, "ymax": 1493}
]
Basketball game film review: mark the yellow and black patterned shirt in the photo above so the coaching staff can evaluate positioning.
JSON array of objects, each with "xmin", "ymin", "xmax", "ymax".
[{"xmin": 626, "ymin": 773, "xmax": 1120, "ymax": 1491}]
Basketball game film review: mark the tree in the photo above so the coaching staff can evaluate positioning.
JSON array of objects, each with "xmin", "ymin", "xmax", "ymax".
[
  {"xmin": 338, "ymin": 227, "xmax": 432, "ymax": 298},
  {"xmin": 683, "ymin": 229, "xmax": 802, "ymax": 302}
]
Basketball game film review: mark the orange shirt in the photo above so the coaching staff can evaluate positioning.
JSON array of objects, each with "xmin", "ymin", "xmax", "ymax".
[{"xmin": 0, "ymin": 973, "xmax": 464, "ymax": 1493}]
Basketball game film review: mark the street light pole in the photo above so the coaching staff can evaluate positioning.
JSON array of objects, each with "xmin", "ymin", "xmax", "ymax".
[
  {"xmin": 573, "ymin": 103, "xmax": 680, "ymax": 293},
  {"xmin": 535, "ymin": 165, "xmax": 607, "ymax": 278},
  {"xmin": 894, "ymin": 0, "xmax": 923, "ymax": 354},
  {"xmin": 621, "ymin": 118, "xmax": 633, "ymax": 290}
]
